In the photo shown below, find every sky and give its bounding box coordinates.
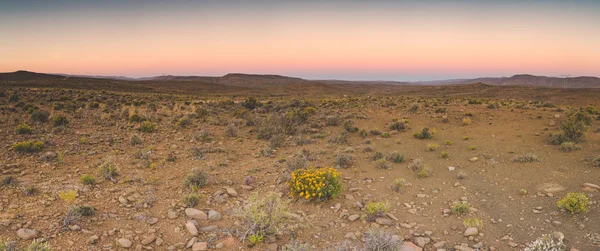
[1,0,599,81]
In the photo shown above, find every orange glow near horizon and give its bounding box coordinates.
[1,1,599,80]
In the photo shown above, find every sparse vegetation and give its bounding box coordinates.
[138,121,157,132]
[363,228,402,251]
[334,153,353,169]
[365,201,390,221]
[12,140,45,153]
[391,178,406,192]
[182,193,200,207]
[440,151,449,158]
[387,152,404,163]
[559,142,581,152]
[413,127,434,139]
[426,143,439,151]
[15,123,33,134]
[52,114,69,127]
[236,193,290,241]
[451,201,470,215]
[80,174,96,185]
[183,168,209,190]
[288,167,342,201]
[557,192,589,214]
[98,161,118,182]
[512,153,540,163]
[462,117,471,125]
[524,234,566,251]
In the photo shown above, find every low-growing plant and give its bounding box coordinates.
[58,190,78,205]
[52,114,69,127]
[363,228,403,251]
[328,131,348,144]
[427,143,439,151]
[524,234,566,251]
[388,121,405,131]
[129,113,146,122]
[15,123,33,134]
[520,189,528,196]
[182,193,200,207]
[463,218,483,229]
[98,161,118,182]
[281,240,312,251]
[326,115,341,126]
[130,134,143,145]
[451,201,470,215]
[463,136,469,140]
[334,153,353,169]
[387,152,404,163]
[225,124,239,137]
[1,176,18,187]
[381,132,391,138]
[375,158,391,169]
[440,151,449,158]
[287,155,308,171]
[12,140,45,153]
[74,205,95,216]
[138,121,157,132]
[559,142,581,152]
[359,129,368,138]
[80,174,96,185]
[0,241,17,251]
[557,192,589,214]
[413,127,434,139]
[462,117,472,125]
[365,201,390,221]
[369,128,382,136]
[391,178,406,193]
[512,153,540,163]
[468,145,477,151]
[183,168,209,190]
[342,120,359,133]
[445,140,453,145]
[288,167,342,201]
[24,240,51,251]
[30,110,50,123]
[236,193,290,241]
[248,233,264,244]
[593,156,600,167]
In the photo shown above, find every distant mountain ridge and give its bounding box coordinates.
[1,70,599,88]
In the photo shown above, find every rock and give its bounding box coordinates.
[400,242,423,251]
[167,209,178,219]
[469,157,478,162]
[156,237,164,246]
[208,210,221,221]
[186,221,199,235]
[375,218,393,226]
[348,214,360,222]
[16,228,38,240]
[141,234,156,245]
[463,227,479,236]
[215,242,224,249]
[267,243,278,251]
[583,183,600,191]
[508,242,519,247]
[192,242,208,251]
[146,217,158,225]
[199,225,218,232]
[416,194,427,198]
[185,208,208,220]
[414,237,431,247]
[222,237,239,247]
[345,232,357,240]
[537,183,566,193]
[454,246,475,251]
[552,221,562,226]
[187,237,198,248]
[87,235,99,245]
[116,238,133,248]
[553,232,565,242]
[118,196,129,204]
[226,188,238,197]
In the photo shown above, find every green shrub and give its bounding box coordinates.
[138,121,157,132]
[22,185,37,196]
[130,134,143,145]
[30,110,50,123]
[288,167,342,201]
[463,218,483,229]
[468,145,477,151]
[512,153,539,163]
[236,193,290,240]
[451,202,470,215]
[557,192,589,214]
[549,134,566,145]
[182,193,200,207]
[1,176,18,187]
[417,165,432,178]
[445,140,453,145]
[342,120,359,133]
[388,121,405,131]
[388,152,404,163]
[375,158,391,169]
[98,161,118,182]
[334,153,353,169]
[12,140,45,153]
[80,174,96,185]
[559,142,581,152]
[558,111,592,143]
[413,128,434,139]
[176,117,192,128]
[15,123,33,134]
[52,114,69,127]
[242,97,259,110]
[359,129,368,138]
[427,143,439,151]
[381,132,391,138]
[129,113,146,122]
[440,151,449,158]
[183,168,209,190]
[391,178,406,193]
[365,201,390,221]
[24,240,51,251]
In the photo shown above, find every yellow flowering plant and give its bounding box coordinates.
[288,167,342,201]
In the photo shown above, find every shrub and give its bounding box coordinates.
[15,123,33,134]
[30,110,50,123]
[451,202,470,215]
[557,192,589,214]
[52,114,69,127]
[58,190,78,205]
[461,117,471,125]
[369,128,382,136]
[463,136,469,140]
[328,131,348,144]
[287,156,308,171]
[409,103,419,113]
[342,120,359,133]
[557,111,592,143]
[281,240,311,251]
[359,129,368,138]
[388,152,404,163]
[183,168,209,190]
[98,161,118,182]
[182,193,200,207]
[1,176,18,187]
[130,134,143,145]
[417,165,432,178]
[12,140,45,153]
[225,124,239,137]
[370,151,384,161]
[129,113,146,122]
[236,193,290,240]
[177,117,192,128]
[138,121,156,132]
[74,205,95,216]
[512,153,540,163]
[381,132,391,138]
[463,218,483,229]
[413,128,434,139]
[0,241,17,251]
[593,156,600,167]
[22,185,37,196]
[426,143,439,151]
[80,174,96,185]
[391,178,406,192]
[335,153,353,169]
[242,97,259,110]
[288,167,342,201]
[445,140,453,145]
[468,145,477,151]
[388,121,405,131]
[8,93,19,102]
[440,151,449,158]
[365,202,390,221]
[524,234,566,251]
[375,158,391,169]
[435,107,446,113]
[363,228,402,251]
[24,240,51,251]
[559,142,581,152]
[549,134,566,145]
[326,115,341,126]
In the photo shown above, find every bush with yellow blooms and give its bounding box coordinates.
[288,167,342,201]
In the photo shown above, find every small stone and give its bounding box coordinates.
[469,157,478,162]
[146,217,158,225]
[226,188,238,197]
[348,214,360,222]
[345,232,357,240]
[87,235,99,245]
[116,238,133,249]
[187,237,198,248]
[141,234,156,245]
[463,227,478,236]
[508,242,519,247]
[192,242,208,251]
[375,218,393,226]
[16,228,38,240]
[552,221,562,226]
[400,241,423,251]
[186,221,199,236]
[553,232,564,242]
[185,208,208,220]
[168,210,178,219]
[208,210,221,221]
[583,183,600,191]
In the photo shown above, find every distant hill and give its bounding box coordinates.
[0,70,65,81]
[415,74,600,88]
